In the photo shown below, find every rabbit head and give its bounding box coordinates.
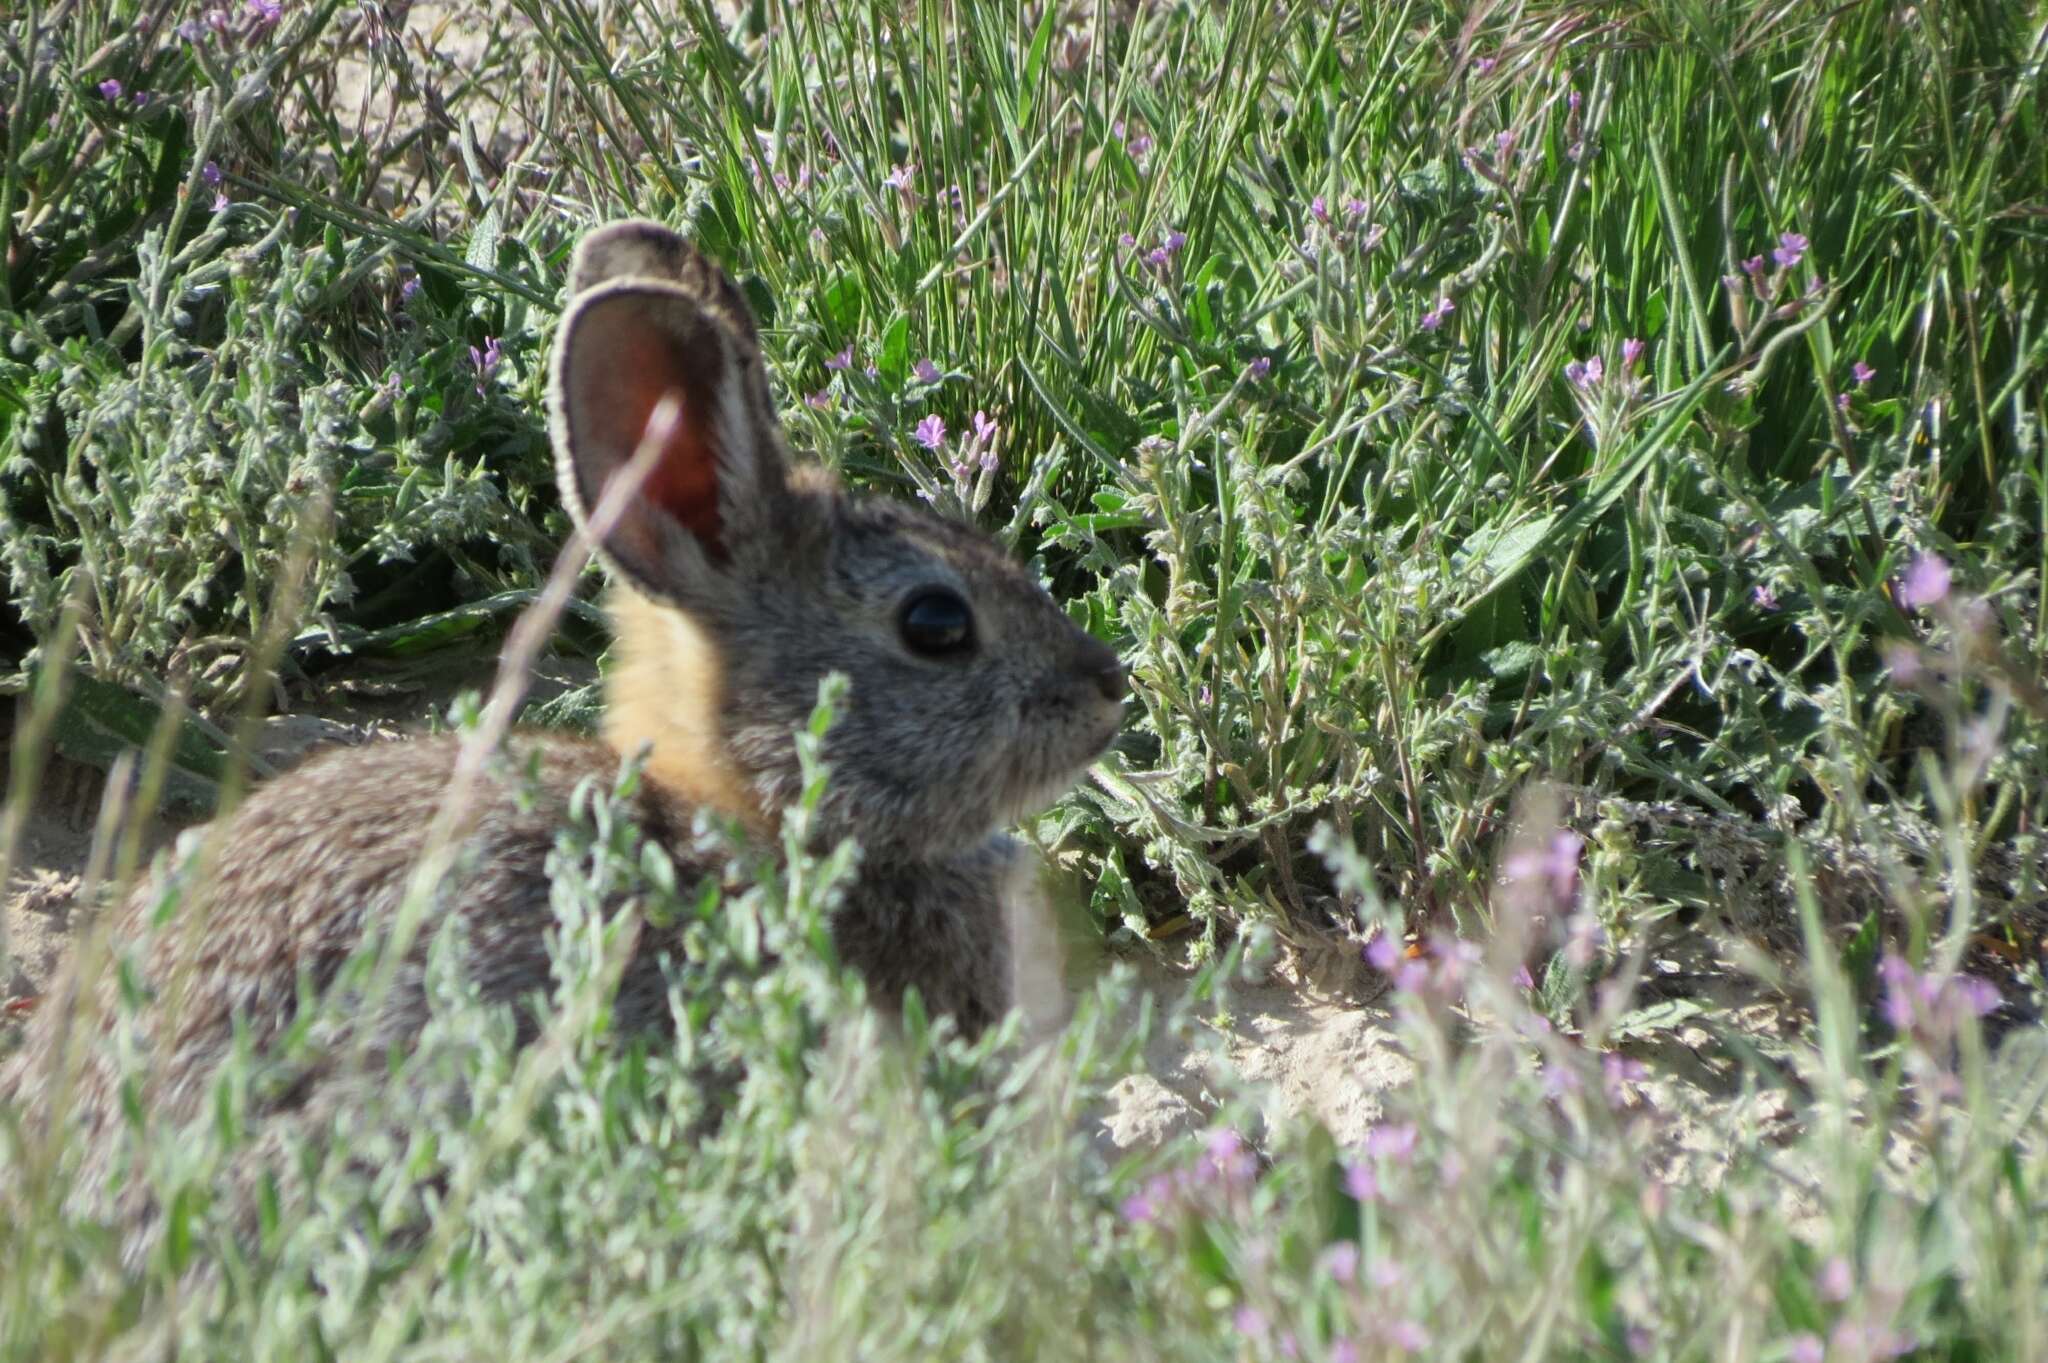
[549,221,1126,861]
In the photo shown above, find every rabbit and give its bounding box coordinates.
[0,218,1128,1264]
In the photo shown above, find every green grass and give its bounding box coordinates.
[2,0,2046,1356]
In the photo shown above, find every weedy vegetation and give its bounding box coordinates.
[2,0,2046,1358]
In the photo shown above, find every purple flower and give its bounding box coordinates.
[1955,974,2001,1017]
[1895,552,1951,610]
[883,162,915,192]
[98,79,124,101]
[912,358,942,385]
[1741,254,1766,279]
[469,336,502,393]
[1331,1341,1361,1363]
[1364,1122,1418,1163]
[1145,247,1171,271]
[1127,133,1153,160]
[1602,1052,1648,1103]
[1566,355,1605,389]
[1164,230,1187,253]
[1321,1242,1359,1282]
[1753,583,1779,611]
[178,17,205,39]
[1621,337,1646,369]
[1785,1333,1825,1363]
[1773,232,1809,269]
[1566,86,1582,112]
[1248,356,1271,379]
[1504,828,1584,907]
[247,0,281,23]
[1837,392,1854,413]
[913,414,947,451]
[1475,55,1498,75]
[1342,1161,1379,1202]
[1851,360,1876,385]
[1385,1320,1430,1352]
[1884,641,1923,685]
[201,160,223,186]
[1117,232,1136,251]
[131,91,152,108]
[1198,1128,1258,1186]
[1343,197,1369,220]
[804,389,832,410]
[1310,195,1330,224]
[1420,296,1454,331]
[211,191,230,213]
[400,275,421,302]
[1817,1256,1853,1302]
[824,346,852,372]
[1233,1305,1269,1339]
[206,8,231,35]
[1365,932,1401,973]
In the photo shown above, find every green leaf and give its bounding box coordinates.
[819,270,861,334]
[48,673,226,813]
[1019,3,1057,123]
[464,205,502,274]
[877,312,911,385]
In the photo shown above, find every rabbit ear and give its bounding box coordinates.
[568,219,735,303]
[549,269,790,595]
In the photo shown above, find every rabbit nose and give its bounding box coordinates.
[1093,658,1129,704]
[1072,631,1128,703]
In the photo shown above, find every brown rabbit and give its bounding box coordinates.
[0,219,1127,1260]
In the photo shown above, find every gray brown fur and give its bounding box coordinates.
[0,220,1125,1260]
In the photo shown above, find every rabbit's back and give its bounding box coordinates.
[4,731,691,1145]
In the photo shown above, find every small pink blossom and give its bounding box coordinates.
[1420,296,1454,331]
[98,79,124,100]
[1785,1334,1825,1363]
[913,414,946,451]
[1818,1256,1853,1302]
[1851,360,1876,385]
[824,346,852,371]
[1773,232,1809,269]
[1364,1122,1418,1163]
[1895,552,1951,610]
[1385,1320,1430,1352]
[468,336,502,395]
[1342,1161,1380,1202]
[1621,337,1646,368]
[912,358,942,385]
[247,0,281,23]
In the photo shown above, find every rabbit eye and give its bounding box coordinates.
[899,588,975,658]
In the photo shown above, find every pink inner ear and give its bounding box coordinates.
[579,306,727,558]
[626,384,723,552]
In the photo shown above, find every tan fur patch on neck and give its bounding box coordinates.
[601,587,766,829]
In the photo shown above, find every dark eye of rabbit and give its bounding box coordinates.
[898,588,976,658]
